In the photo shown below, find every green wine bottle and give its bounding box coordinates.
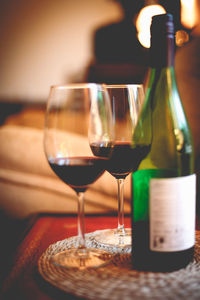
[132,14,196,272]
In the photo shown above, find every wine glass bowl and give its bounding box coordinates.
[44,83,113,269]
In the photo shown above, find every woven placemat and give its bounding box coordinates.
[38,230,200,300]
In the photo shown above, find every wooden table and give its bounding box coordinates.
[0,214,131,300]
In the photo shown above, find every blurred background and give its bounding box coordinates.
[0,0,121,103]
[0,0,199,105]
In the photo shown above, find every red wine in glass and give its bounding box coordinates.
[90,140,150,247]
[49,157,107,193]
[90,141,150,179]
[44,83,115,269]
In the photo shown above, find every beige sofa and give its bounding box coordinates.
[0,112,131,219]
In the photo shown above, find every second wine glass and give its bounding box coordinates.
[90,84,148,247]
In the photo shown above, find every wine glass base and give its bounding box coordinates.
[93,228,132,248]
[51,247,111,270]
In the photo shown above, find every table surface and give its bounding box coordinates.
[0,214,132,300]
[1,214,199,300]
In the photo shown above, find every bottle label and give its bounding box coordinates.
[150,174,196,252]
[132,169,177,222]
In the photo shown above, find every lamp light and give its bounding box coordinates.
[136,1,166,48]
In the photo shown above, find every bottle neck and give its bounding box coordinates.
[150,34,175,68]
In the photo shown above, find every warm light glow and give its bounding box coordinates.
[181,0,197,29]
[176,30,189,47]
[136,4,166,48]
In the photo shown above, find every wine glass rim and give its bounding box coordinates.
[50,83,101,90]
[102,84,143,88]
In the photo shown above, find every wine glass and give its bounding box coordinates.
[90,84,149,247]
[44,83,113,269]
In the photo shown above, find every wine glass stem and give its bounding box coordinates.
[77,192,86,249]
[117,178,126,235]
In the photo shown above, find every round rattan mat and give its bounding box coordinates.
[38,230,200,300]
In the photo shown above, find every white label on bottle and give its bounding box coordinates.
[150,174,196,252]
